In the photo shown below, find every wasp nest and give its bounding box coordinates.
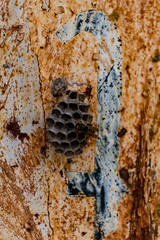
[46,90,93,158]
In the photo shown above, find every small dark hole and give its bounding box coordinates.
[82,114,93,123]
[82,114,90,121]
[87,115,93,123]
[52,141,60,148]
[82,232,87,236]
[117,127,127,138]
[66,90,71,95]
[75,148,83,155]
[79,104,89,113]
[52,109,61,118]
[58,101,68,109]
[67,132,77,141]
[46,118,55,128]
[65,122,74,131]
[78,133,85,141]
[61,142,70,149]
[73,112,81,120]
[61,114,72,121]
[55,121,64,130]
[48,131,56,140]
[80,140,87,148]
[69,103,78,111]
[25,222,32,232]
[65,151,74,157]
[78,93,85,102]
[55,149,64,153]
[119,168,129,182]
[69,91,78,99]
[26,227,31,232]
[57,132,66,140]
[71,140,79,149]
[40,146,46,156]
[67,158,73,163]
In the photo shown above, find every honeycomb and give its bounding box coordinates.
[46,90,93,158]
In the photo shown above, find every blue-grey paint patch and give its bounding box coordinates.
[57,10,127,239]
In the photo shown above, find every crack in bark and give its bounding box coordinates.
[36,53,54,239]
[0,86,11,110]
[129,108,158,240]
[0,64,13,111]
[46,177,54,237]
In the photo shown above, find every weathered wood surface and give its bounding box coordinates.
[0,0,160,240]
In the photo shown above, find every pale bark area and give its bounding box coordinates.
[0,0,160,240]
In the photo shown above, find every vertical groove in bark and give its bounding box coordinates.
[35,53,54,238]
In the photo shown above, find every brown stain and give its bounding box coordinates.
[109,9,119,21]
[117,127,127,138]
[119,167,129,184]
[83,85,93,100]
[5,117,29,142]
[129,117,147,240]
[117,0,160,239]
[0,126,47,238]
[0,160,43,240]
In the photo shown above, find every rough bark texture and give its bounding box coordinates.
[0,0,160,240]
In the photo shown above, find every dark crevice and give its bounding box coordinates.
[36,54,54,238]
[46,178,54,237]
[129,110,157,240]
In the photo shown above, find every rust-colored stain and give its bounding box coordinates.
[83,85,93,100]
[0,0,160,239]
[5,117,29,142]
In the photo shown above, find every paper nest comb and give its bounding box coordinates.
[46,90,93,158]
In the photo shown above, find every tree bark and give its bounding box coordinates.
[0,0,160,240]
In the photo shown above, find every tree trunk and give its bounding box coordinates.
[0,1,160,240]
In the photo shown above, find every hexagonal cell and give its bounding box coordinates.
[72,112,81,120]
[68,91,78,100]
[46,118,55,128]
[66,90,71,95]
[79,104,90,113]
[58,101,68,110]
[61,113,72,121]
[80,140,87,148]
[78,132,86,141]
[55,121,64,130]
[52,141,60,148]
[78,93,85,102]
[57,132,66,140]
[47,131,56,141]
[71,140,79,149]
[67,131,77,141]
[87,114,93,123]
[82,114,93,123]
[65,150,74,158]
[65,122,74,131]
[75,148,83,155]
[52,108,61,118]
[61,141,70,149]
[68,102,78,111]
[55,149,64,154]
